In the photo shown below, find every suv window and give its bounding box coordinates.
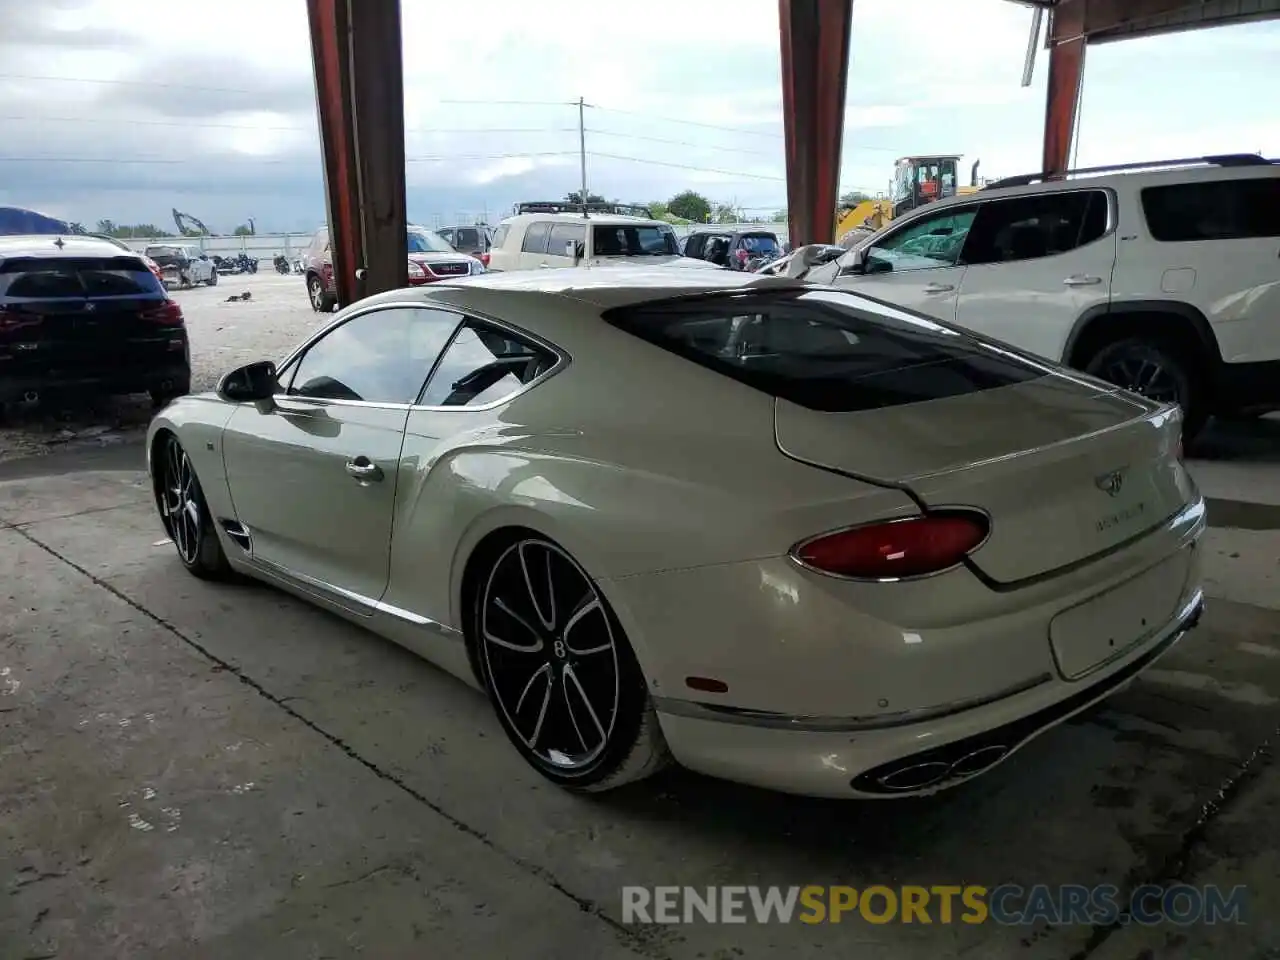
[419,321,557,407]
[491,224,510,248]
[863,207,977,273]
[521,222,551,254]
[455,227,482,250]
[604,289,1038,412]
[287,306,460,404]
[962,190,1108,265]
[591,224,680,257]
[1141,177,1280,242]
[437,228,455,244]
[0,257,164,299]
[548,222,585,255]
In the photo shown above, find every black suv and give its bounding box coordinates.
[0,235,191,408]
[682,229,781,270]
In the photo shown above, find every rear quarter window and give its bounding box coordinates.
[603,289,1043,412]
[1141,177,1280,241]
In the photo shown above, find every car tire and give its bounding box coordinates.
[308,275,335,312]
[1084,337,1207,441]
[472,534,669,792]
[154,432,233,580]
[208,268,218,287]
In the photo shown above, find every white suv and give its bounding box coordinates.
[805,155,1280,439]
[488,205,683,273]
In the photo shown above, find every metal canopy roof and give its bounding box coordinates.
[1019,0,1280,43]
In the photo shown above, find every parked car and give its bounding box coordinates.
[144,243,218,288]
[1,234,190,409]
[683,229,782,270]
[436,224,493,265]
[487,213,682,273]
[801,154,1280,439]
[302,225,483,312]
[147,267,1203,798]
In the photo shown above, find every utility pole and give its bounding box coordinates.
[577,96,588,214]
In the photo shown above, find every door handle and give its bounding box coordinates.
[538,263,552,269]
[345,457,383,482]
[1063,275,1102,286]
[922,283,954,294]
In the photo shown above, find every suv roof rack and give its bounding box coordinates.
[514,200,655,219]
[985,154,1275,189]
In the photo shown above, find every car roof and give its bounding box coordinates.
[0,234,146,260]
[496,212,669,229]
[363,265,808,313]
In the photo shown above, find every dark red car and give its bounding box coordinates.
[303,225,485,312]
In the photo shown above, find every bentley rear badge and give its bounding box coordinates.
[1095,468,1126,497]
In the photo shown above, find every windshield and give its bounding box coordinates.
[407,229,456,254]
[591,224,680,257]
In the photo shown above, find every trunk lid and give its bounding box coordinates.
[775,374,1193,583]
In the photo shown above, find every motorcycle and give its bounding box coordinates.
[235,253,259,274]
[274,254,291,275]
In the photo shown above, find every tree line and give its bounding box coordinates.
[565,188,875,224]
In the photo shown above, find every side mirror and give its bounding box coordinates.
[217,360,277,403]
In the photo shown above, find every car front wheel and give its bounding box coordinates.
[473,535,668,792]
[308,275,335,312]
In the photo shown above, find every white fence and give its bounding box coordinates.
[114,221,791,261]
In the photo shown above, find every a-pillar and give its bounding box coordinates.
[1042,0,1087,177]
[778,0,854,248]
[307,0,408,308]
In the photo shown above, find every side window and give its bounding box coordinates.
[288,306,460,404]
[419,322,557,408]
[962,191,1108,266]
[863,208,977,273]
[684,235,705,258]
[438,228,454,244]
[521,222,551,254]
[491,224,510,248]
[547,222,586,257]
[456,227,481,249]
[1141,178,1280,241]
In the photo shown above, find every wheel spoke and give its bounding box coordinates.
[486,597,543,653]
[513,664,553,748]
[562,596,610,655]
[519,542,556,630]
[563,664,607,745]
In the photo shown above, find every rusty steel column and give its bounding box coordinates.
[307,0,406,308]
[1042,0,1087,177]
[779,0,854,248]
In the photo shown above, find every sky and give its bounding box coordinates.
[1,0,1277,234]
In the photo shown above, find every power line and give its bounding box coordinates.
[585,127,777,157]
[586,151,784,181]
[0,150,579,165]
[0,73,259,94]
[588,104,784,140]
[0,114,579,135]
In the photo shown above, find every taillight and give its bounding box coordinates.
[0,305,41,333]
[479,252,491,267]
[791,512,989,580]
[735,249,749,265]
[141,300,185,326]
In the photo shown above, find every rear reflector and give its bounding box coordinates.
[792,512,989,580]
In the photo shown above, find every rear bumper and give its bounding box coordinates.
[1216,358,1280,414]
[654,588,1204,798]
[0,347,190,402]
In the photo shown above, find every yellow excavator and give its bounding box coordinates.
[836,155,982,246]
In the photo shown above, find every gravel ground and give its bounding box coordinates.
[0,272,328,462]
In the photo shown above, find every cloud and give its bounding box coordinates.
[1,0,1277,230]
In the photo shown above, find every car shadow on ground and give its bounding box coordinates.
[1190,414,1280,463]
[0,393,152,462]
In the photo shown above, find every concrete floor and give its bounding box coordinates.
[1,277,1278,958]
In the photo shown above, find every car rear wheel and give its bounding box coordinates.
[155,433,232,580]
[208,268,218,287]
[308,275,335,312]
[473,535,668,792]
[1084,337,1206,441]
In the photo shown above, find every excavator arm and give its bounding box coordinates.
[172,207,212,236]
